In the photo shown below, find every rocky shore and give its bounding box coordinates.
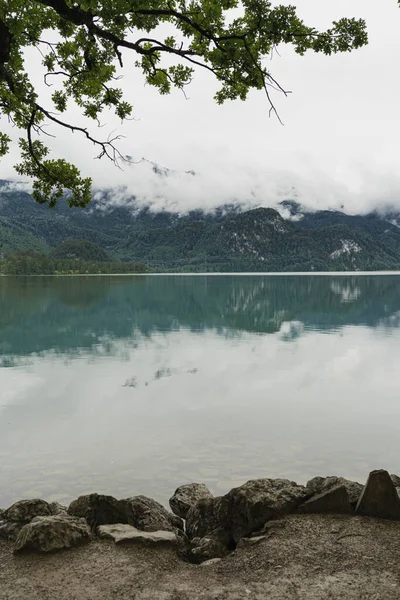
[1,469,400,598]
[0,469,399,560]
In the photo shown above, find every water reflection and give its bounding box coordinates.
[1,275,400,507]
[1,275,400,361]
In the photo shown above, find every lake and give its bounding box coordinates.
[1,274,400,509]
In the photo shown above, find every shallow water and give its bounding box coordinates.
[1,274,400,507]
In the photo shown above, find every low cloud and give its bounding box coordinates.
[91,157,400,216]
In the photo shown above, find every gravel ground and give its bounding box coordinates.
[1,514,400,599]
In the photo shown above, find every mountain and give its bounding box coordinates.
[1,181,400,271]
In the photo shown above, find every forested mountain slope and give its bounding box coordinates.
[1,181,400,272]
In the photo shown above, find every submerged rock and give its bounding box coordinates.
[307,476,363,507]
[4,499,52,524]
[14,515,91,553]
[296,485,352,515]
[97,523,177,546]
[169,483,213,519]
[68,494,128,528]
[356,470,400,520]
[122,495,183,532]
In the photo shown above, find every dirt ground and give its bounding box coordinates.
[1,514,400,600]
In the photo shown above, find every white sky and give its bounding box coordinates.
[2,0,400,213]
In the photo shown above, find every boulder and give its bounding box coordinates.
[306,476,363,507]
[97,524,177,546]
[186,497,221,540]
[0,520,21,541]
[68,494,128,528]
[296,485,352,515]
[169,483,213,519]
[391,474,400,488]
[187,478,308,544]
[49,502,68,516]
[14,515,91,553]
[356,469,400,520]
[219,478,310,543]
[4,499,52,523]
[188,528,231,564]
[122,495,183,532]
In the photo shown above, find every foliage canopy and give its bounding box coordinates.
[0,1,369,206]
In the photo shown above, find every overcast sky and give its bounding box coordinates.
[2,0,400,213]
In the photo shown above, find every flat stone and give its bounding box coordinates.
[4,499,52,523]
[97,524,177,545]
[296,485,352,515]
[14,515,91,553]
[200,558,222,567]
[236,535,267,548]
[169,483,213,519]
[307,476,363,506]
[356,470,400,520]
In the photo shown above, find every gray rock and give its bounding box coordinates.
[97,524,177,545]
[200,558,222,567]
[188,479,307,545]
[391,474,400,488]
[68,494,128,528]
[49,502,68,516]
[219,478,309,543]
[0,520,22,541]
[307,476,363,506]
[169,483,213,519]
[4,499,52,524]
[356,469,400,520]
[188,528,230,564]
[186,497,221,540]
[296,485,352,515]
[14,515,91,553]
[122,495,183,532]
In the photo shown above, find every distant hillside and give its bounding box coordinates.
[1,181,400,272]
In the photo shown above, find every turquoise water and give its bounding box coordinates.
[1,274,400,507]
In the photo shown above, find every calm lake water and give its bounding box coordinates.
[1,274,400,508]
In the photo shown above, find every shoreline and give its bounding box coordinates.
[2,270,400,277]
[1,470,400,599]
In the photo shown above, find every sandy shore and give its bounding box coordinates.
[1,513,400,599]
